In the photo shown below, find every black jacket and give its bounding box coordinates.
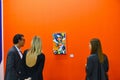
[86,54,109,80]
[5,46,23,80]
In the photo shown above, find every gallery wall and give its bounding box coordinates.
[3,0,120,80]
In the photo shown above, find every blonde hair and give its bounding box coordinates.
[26,36,42,67]
[29,36,42,55]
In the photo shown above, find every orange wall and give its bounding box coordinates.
[3,0,120,80]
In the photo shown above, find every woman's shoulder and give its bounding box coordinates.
[38,53,45,57]
[38,53,45,59]
[87,54,98,61]
[23,49,30,57]
[103,53,108,59]
[88,54,97,58]
[103,53,107,57]
[24,49,29,53]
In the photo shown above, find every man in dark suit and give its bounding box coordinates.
[5,34,25,80]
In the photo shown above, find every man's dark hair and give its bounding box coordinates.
[13,34,24,44]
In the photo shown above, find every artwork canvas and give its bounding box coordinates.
[53,33,66,54]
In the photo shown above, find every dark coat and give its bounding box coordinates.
[5,46,23,80]
[86,54,109,80]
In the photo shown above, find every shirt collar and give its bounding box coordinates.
[15,45,21,52]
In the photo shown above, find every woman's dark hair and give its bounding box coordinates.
[90,38,104,63]
[13,34,24,44]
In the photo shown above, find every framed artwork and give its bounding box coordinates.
[53,33,66,54]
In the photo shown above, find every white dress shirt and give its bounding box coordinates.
[15,45,23,59]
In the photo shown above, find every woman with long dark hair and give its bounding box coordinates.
[86,38,109,80]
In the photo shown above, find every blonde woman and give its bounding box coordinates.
[22,36,45,80]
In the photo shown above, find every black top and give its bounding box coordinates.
[86,53,109,80]
[22,50,45,80]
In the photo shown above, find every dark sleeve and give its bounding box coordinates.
[38,53,45,71]
[21,50,28,79]
[37,53,45,79]
[22,49,29,63]
[22,50,28,60]
[103,54,109,72]
[5,51,18,80]
[22,49,28,67]
[23,49,29,56]
[86,56,93,77]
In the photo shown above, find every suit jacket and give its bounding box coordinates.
[5,46,23,80]
[86,54,109,80]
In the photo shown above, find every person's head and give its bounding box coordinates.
[13,34,25,48]
[30,36,42,55]
[89,38,104,63]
